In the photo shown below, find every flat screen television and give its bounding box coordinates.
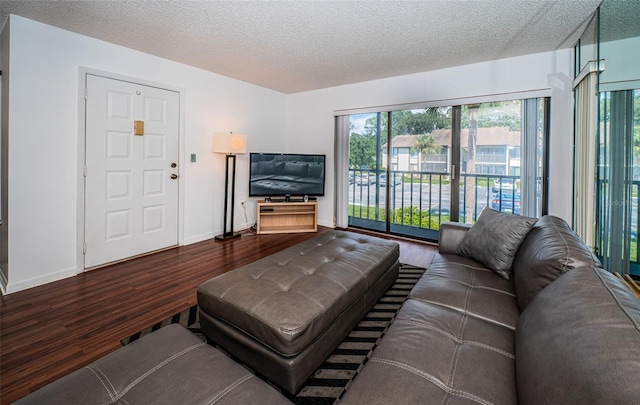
[249,153,326,198]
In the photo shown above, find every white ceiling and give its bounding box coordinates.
[0,0,604,94]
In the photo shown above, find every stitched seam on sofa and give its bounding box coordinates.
[108,342,207,401]
[408,297,517,331]
[447,281,472,398]
[85,365,118,403]
[592,265,640,331]
[370,359,493,405]
[430,261,493,272]
[370,358,448,392]
[422,273,515,297]
[204,373,255,405]
[393,319,515,359]
[548,220,572,272]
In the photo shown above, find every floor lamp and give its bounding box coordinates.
[213,132,247,241]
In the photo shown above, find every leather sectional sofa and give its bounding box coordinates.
[340,214,640,404]
[15,213,640,404]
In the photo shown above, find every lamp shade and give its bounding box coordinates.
[213,132,247,154]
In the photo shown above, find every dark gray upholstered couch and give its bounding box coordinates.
[340,215,640,404]
[14,323,292,405]
[15,215,640,404]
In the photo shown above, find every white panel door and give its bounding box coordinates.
[84,75,179,268]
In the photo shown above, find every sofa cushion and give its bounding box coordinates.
[411,253,519,330]
[15,324,292,405]
[513,215,602,311]
[456,208,537,279]
[341,298,517,405]
[516,266,640,405]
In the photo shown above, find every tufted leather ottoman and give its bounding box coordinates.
[197,230,400,394]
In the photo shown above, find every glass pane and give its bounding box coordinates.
[388,108,453,239]
[348,113,386,231]
[459,101,522,223]
[597,89,640,276]
[575,12,598,77]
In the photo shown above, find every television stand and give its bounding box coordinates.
[256,200,318,234]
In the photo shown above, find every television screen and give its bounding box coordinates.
[249,153,326,197]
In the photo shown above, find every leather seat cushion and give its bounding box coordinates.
[15,324,292,405]
[341,298,517,404]
[411,253,519,330]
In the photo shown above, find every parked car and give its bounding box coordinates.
[355,173,376,185]
[491,192,521,214]
[379,173,401,187]
[492,178,516,193]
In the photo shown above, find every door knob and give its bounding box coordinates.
[171,174,178,179]
[171,163,177,168]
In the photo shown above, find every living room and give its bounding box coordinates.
[0,1,603,294]
[1,1,639,404]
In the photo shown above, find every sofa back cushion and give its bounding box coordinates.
[512,215,601,311]
[515,266,640,405]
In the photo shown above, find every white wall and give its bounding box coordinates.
[285,50,575,227]
[3,15,286,293]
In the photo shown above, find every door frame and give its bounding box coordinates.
[76,67,186,273]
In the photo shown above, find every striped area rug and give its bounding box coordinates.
[121,263,425,404]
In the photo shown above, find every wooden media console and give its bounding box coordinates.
[256,200,318,234]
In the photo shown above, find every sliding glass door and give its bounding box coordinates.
[348,112,387,232]
[459,99,546,224]
[348,108,453,239]
[346,97,548,241]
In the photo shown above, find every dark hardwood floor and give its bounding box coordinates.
[0,227,436,404]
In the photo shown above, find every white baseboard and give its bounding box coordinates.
[2,267,78,294]
[318,220,335,228]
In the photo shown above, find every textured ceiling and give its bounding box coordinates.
[0,0,605,94]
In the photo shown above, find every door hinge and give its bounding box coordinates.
[83,242,87,254]
[84,88,88,100]
[83,166,87,177]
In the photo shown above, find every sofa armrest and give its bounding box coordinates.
[438,221,472,254]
